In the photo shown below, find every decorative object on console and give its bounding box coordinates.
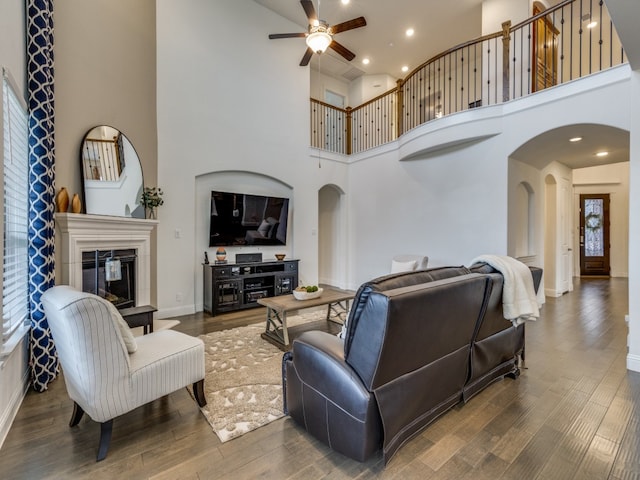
[215,247,227,263]
[141,186,163,219]
[236,252,262,263]
[71,193,82,213]
[275,253,286,261]
[56,187,69,212]
[204,251,209,264]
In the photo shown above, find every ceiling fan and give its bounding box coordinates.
[268,0,367,66]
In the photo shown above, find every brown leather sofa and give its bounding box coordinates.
[282,264,542,464]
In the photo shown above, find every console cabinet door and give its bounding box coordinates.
[214,279,242,312]
[276,274,296,295]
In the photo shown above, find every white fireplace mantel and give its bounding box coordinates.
[55,213,158,306]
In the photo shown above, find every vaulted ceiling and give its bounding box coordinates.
[255,0,485,82]
[255,0,632,170]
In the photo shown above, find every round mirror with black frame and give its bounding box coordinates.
[80,125,145,218]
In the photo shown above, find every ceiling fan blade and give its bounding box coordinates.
[331,16,367,34]
[300,47,314,66]
[269,32,307,39]
[300,0,317,23]
[329,40,356,61]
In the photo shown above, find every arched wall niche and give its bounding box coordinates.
[515,181,536,259]
[193,170,294,309]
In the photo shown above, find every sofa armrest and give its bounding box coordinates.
[284,331,373,417]
[283,330,383,461]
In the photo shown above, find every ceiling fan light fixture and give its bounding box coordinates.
[306,23,332,53]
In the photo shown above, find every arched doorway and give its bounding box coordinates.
[318,184,347,289]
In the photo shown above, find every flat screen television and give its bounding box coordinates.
[209,190,289,247]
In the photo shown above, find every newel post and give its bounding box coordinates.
[345,106,353,155]
[502,20,511,102]
[396,78,404,139]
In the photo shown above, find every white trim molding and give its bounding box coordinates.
[55,213,158,306]
[627,353,640,373]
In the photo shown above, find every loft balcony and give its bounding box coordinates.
[310,0,627,155]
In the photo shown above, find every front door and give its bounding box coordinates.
[579,194,610,276]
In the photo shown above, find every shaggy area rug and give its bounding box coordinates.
[197,310,329,442]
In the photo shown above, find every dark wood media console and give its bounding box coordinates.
[203,259,299,315]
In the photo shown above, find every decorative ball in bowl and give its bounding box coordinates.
[293,286,323,300]
[275,254,286,261]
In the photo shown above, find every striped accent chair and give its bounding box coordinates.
[41,286,206,461]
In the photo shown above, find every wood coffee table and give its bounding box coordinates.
[258,289,354,349]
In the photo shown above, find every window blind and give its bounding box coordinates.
[2,67,29,355]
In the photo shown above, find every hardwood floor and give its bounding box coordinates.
[1,277,639,479]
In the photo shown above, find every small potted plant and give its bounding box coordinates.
[141,187,163,219]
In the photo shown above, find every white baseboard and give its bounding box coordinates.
[0,364,29,450]
[627,353,640,373]
[156,304,196,319]
[545,288,563,298]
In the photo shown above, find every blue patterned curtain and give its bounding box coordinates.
[27,0,58,392]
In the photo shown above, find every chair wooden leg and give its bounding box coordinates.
[69,402,84,427]
[193,379,207,407]
[96,420,113,462]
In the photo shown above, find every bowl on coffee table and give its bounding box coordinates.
[293,287,323,300]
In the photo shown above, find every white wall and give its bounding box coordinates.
[348,74,397,106]
[482,0,530,34]
[628,71,640,372]
[573,162,629,277]
[347,141,508,288]
[156,0,349,317]
[310,71,350,106]
[0,0,28,450]
[345,67,631,290]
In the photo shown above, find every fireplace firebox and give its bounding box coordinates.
[82,249,137,309]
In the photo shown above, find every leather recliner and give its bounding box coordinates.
[282,264,542,464]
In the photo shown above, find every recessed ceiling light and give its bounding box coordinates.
[596,151,609,157]
[341,0,350,5]
[587,21,598,29]
[401,66,409,72]
[406,28,415,37]
[569,137,582,142]
[362,58,370,65]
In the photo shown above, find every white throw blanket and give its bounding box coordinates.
[470,254,545,326]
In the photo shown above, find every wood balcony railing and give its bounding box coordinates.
[310,0,627,155]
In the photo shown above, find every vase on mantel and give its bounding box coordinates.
[55,187,69,213]
[146,207,156,219]
[71,193,82,213]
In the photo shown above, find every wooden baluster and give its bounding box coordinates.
[502,20,512,102]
